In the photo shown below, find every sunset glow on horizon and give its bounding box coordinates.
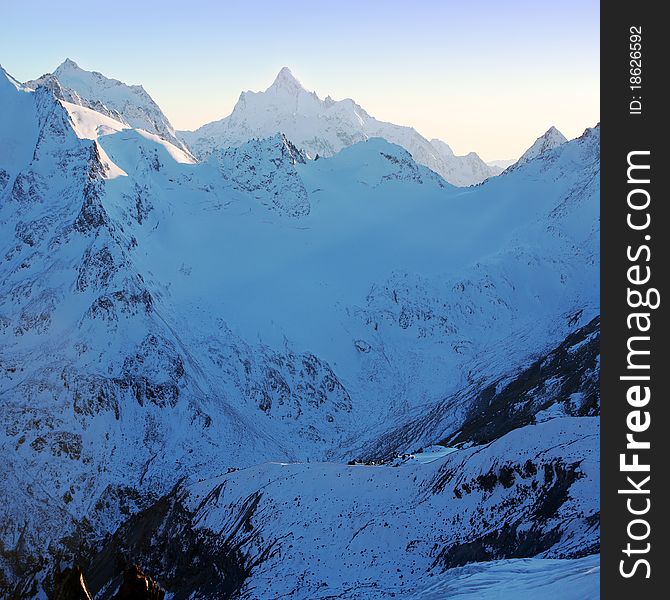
[2,0,599,161]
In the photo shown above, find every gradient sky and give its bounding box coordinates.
[2,0,599,161]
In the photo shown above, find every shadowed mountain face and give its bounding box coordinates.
[53,566,92,600]
[52,565,165,600]
[0,63,599,598]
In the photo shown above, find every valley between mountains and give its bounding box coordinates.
[0,61,599,598]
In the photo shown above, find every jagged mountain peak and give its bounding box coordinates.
[537,125,568,147]
[268,66,305,92]
[179,71,499,186]
[56,57,81,71]
[547,125,566,135]
[0,66,600,597]
[514,125,568,167]
[43,61,189,153]
[53,59,141,95]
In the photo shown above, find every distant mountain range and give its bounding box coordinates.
[0,59,597,599]
[22,60,570,187]
[180,65,532,186]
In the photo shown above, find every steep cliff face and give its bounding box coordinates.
[1,64,599,597]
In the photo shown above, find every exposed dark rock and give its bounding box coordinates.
[433,523,563,569]
[357,316,600,462]
[380,151,446,187]
[73,145,109,233]
[429,457,591,570]
[53,566,92,600]
[15,217,51,247]
[212,134,310,217]
[111,565,165,600]
[10,172,45,205]
[448,316,599,446]
[246,349,352,420]
[0,168,10,192]
[81,486,251,600]
[73,189,107,233]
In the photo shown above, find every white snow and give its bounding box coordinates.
[0,66,39,176]
[25,59,190,154]
[410,445,458,464]
[0,63,600,599]
[406,555,599,600]
[182,417,599,599]
[179,68,500,186]
[512,126,568,168]
[60,99,128,139]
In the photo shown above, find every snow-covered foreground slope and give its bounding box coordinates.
[0,65,599,597]
[82,418,598,599]
[406,554,599,600]
[180,67,501,186]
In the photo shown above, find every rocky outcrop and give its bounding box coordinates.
[81,488,250,600]
[356,316,600,463]
[111,566,165,600]
[448,315,600,446]
[53,566,92,600]
[210,133,310,217]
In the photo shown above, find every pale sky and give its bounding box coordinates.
[1,0,599,161]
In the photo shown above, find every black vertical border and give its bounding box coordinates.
[601,2,668,597]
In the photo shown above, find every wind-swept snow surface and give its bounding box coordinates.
[406,555,599,600]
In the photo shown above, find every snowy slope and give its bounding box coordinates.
[25,59,190,154]
[405,555,599,600]
[0,66,39,179]
[0,64,599,597]
[83,417,599,599]
[487,157,517,170]
[179,67,500,186]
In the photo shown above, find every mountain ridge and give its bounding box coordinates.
[24,59,190,154]
[0,62,599,598]
[179,67,503,186]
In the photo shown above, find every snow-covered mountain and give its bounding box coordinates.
[428,137,499,186]
[82,417,598,599]
[179,67,501,186]
[486,157,517,176]
[511,126,568,169]
[0,62,599,598]
[487,158,517,169]
[25,59,190,154]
